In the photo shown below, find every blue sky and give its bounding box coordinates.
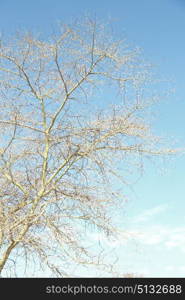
[0,0,185,277]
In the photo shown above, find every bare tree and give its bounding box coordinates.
[0,18,176,277]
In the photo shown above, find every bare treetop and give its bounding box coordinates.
[0,18,177,277]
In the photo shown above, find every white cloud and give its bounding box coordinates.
[179,266,185,273]
[132,204,169,224]
[88,224,185,277]
[165,265,176,272]
[128,225,185,254]
[89,211,185,256]
[164,229,185,251]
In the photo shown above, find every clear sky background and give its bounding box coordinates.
[0,0,185,277]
